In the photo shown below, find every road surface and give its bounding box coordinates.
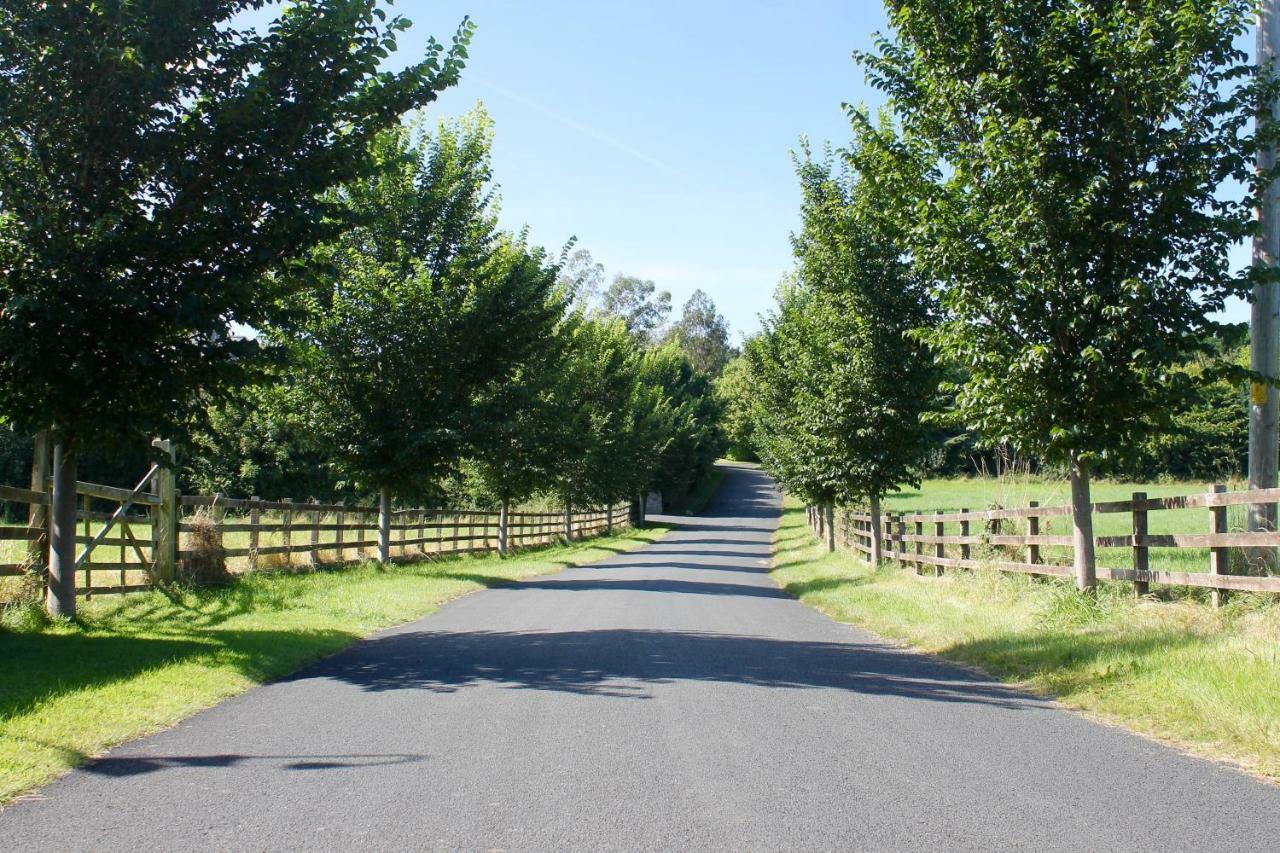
[3,463,1279,851]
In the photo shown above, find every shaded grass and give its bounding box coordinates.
[0,524,669,804]
[772,497,1280,780]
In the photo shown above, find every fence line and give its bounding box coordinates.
[808,483,1280,601]
[1,476,631,600]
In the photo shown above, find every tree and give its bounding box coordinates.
[860,0,1259,589]
[601,274,671,343]
[669,289,734,377]
[788,128,938,561]
[288,114,563,559]
[641,344,726,510]
[0,0,471,615]
[558,248,606,313]
[714,354,759,462]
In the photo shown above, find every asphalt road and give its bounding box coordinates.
[4,462,1280,851]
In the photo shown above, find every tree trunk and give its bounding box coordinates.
[563,503,572,541]
[815,504,825,542]
[1069,454,1097,592]
[869,494,883,569]
[377,487,391,564]
[46,435,77,619]
[824,503,836,553]
[498,499,509,557]
[29,430,50,575]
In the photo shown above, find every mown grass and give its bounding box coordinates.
[0,524,668,804]
[772,496,1280,780]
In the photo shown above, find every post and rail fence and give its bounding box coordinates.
[808,484,1280,604]
[0,470,630,602]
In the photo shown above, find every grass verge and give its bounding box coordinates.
[772,497,1280,780]
[0,524,668,804]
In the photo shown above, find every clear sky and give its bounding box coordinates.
[358,0,898,342]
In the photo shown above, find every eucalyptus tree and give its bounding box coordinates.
[860,0,1261,589]
[0,0,470,615]
[789,127,938,565]
[669,290,735,377]
[288,114,563,559]
[601,275,672,343]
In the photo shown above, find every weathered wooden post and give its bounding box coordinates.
[212,494,227,575]
[151,439,178,584]
[1129,492,1149,597]
[960,509,971,565]
[1027,501,1041,569]
[498,500,510,557]
[248,497,261,570]
[28,430,50,575]
[309,499,320,566]
[914,518,924,574]
[377,488,391,564]
[281,498,293,567]
[334,501,345,563]
[1210,484,1228,608]
[933,516,945,578]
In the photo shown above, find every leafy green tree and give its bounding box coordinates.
[787,129,938,561]
[668,290,735,377]
[288,115,563,557]
[860,0,1259,588]
[0,0,470,614]
[640,344,726,510]
[713,353,759,462]
[601,274,671,343]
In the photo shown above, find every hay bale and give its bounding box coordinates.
[180,512,232,585]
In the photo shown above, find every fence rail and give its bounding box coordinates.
[1,471,631,601]
[810,484,1280,601]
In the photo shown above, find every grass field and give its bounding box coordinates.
[772,496,1280,780]
[0,523,669,804]
[869,475,1269,579]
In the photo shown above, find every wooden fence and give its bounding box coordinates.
[809,484,1280,602]
[1,473,630,600]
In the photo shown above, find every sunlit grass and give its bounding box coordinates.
[0,523,668,804]
[773,496,1280,780]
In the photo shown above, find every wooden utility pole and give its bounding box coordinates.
[1251,1,1280,542]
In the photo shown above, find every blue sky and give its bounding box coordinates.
[245,1,1252,339]
[358,0,896,341]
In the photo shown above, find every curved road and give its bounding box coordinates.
[4,463,1279,850]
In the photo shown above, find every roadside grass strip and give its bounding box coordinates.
[771,497,1280,781]
[0,525,668,804]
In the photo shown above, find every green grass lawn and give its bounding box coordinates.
[772,496,1280,780]
[0,523,668,804]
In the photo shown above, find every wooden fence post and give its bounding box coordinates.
[1027,501,1041,570]
[212,494,227,575]
[27,430,50,575]
[1132,492,1148,597]
[933,516,944,578]
[1210,483,1228,608]
[914,518,923,574]
[281,498,293,567]
[564,504,572,542]
[960,509,971,565]
[151,439,177,583]
[81,493,91,596]
[309,499,320,566]
[334,501,345,563]
[499,500,509,557]
[248,497,260,570]
[378,488,391,564]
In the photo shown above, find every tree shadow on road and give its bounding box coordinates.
[289,626,1047,711]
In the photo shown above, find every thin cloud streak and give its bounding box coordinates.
[474,77,685,181]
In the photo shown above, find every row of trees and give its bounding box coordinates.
[0,2,723,618]
[727,0,1269,591]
